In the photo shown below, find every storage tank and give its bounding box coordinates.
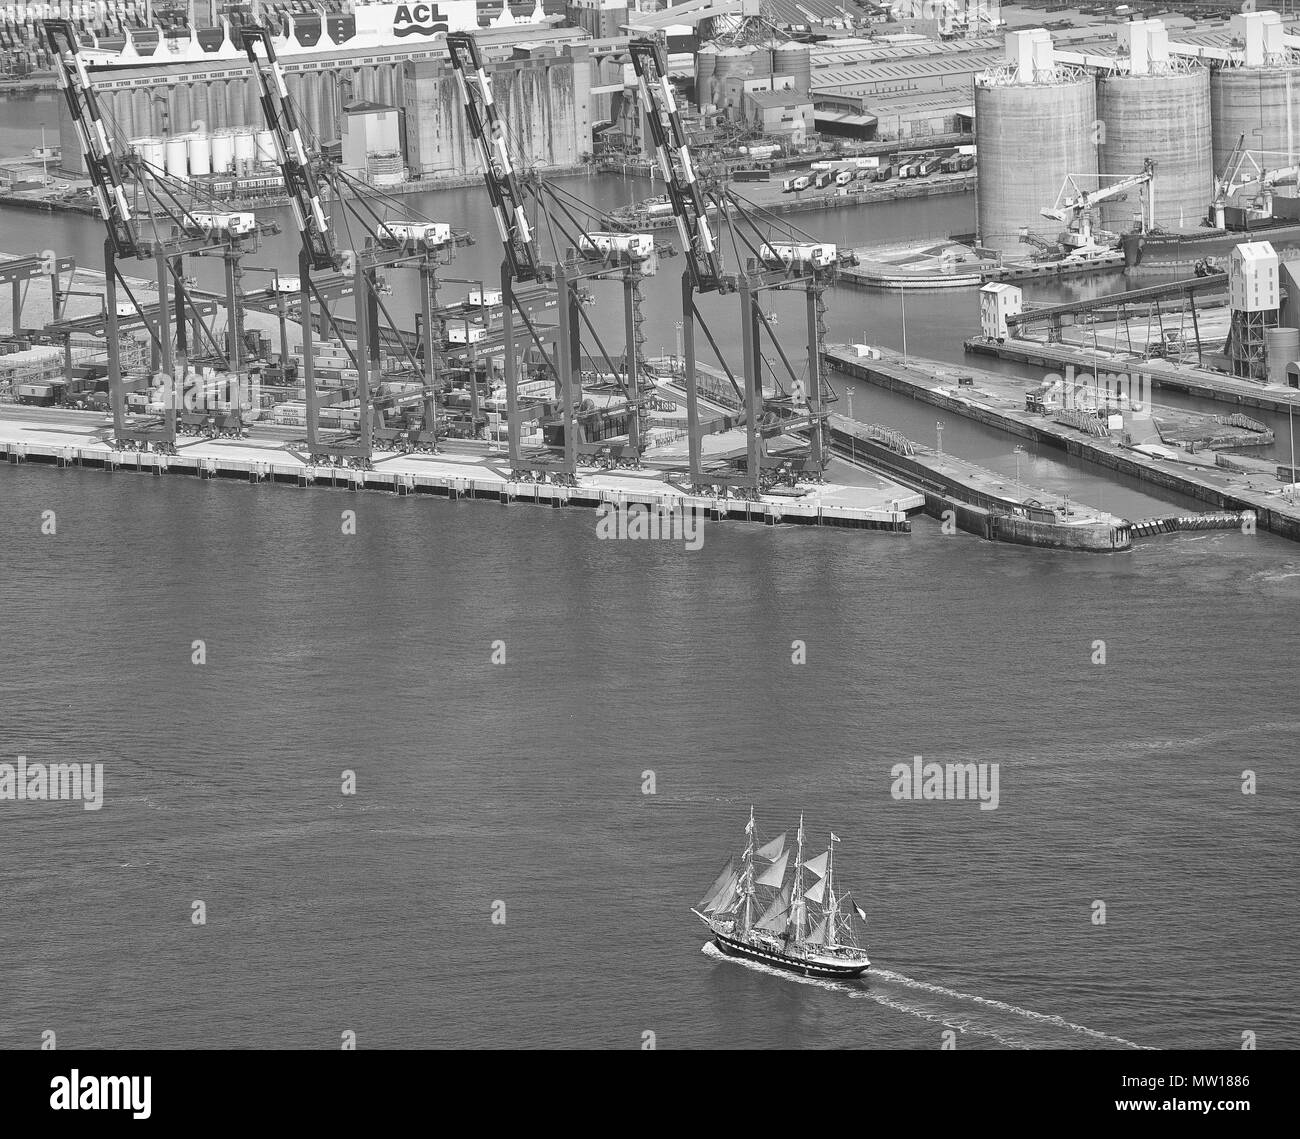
[772,42,813,94]
[746,43,773,85]
[187,133,212,177]
[712,47,749,110]
[975,70,1099,253]
[210,128,236,174]
[1210,65,1300,182]
[695,43,717,109]
[131,136,165,177]
[1096,68,1212,233]
[255,128,276,166]
[164,134,190,179]
[233,128,256,171]
[1265,326,1300,384]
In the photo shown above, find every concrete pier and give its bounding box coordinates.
[965,336,1300,418]
[0,405,921,533]
[826,345,1300,543]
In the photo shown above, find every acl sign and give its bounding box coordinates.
[393,4,450,36]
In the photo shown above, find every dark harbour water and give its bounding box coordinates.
[1,132,1298,1048]
[0,471,1297,1049]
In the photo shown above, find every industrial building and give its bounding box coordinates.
[974,11,1300,253]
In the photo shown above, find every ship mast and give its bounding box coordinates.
[739,806,756,936]
[825,833,838,946]
[786,813,806,949]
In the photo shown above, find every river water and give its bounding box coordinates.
[1,100,1297,1050]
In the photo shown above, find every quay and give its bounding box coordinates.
[825,345,1300,543]
[0,405,919,533]
[825,414,1132,551]
[964,337,1300,418]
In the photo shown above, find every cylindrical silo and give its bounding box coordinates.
[713,47,748,111]
[187,133,212,177]
[975,73,1099,254]
[772,42,812,94]
[1096,67,1212,233]
[233,128,256,171]
[255,128,276,166]
[165,134,189,179]
[695,43,717,109]
[1211,65,1300,179]
[131,136,165,177]
[747,44,772,85]
[1266,327,1300,384]
[210,128,236,173]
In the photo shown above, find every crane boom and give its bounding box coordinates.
[44,19,138,259]
[241,25,337,272]
[628,37,726,293]
[1044,158,1156,221]
[446,32,540,282]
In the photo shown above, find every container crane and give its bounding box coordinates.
[244,26,459,465]
[1042,159,1156,260]
[449,31,655,479]
[630,35,835,494]
[46,18,279,449]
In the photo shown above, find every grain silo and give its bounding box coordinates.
[210,128,236,174]
[187,133,212,178]
[1096,66,1212,232]
[975,30,1099,254]
[165,134,190,179]
[713,47,749,113]
[771,41,812,94]
[131,137,165,177]
[233,129,257,172]
[1210,13,1300,176]
[695,43,718,109]
[255,129,276,167]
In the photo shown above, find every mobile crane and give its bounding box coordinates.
[1042,158,1156,261]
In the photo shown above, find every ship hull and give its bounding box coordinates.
[714,931,869,979]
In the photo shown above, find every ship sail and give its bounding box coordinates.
[754,850,789,888]
[753,883,792,931]
[755,833,786,862]
[805,915,829,946]
[803,851,829,878]
[804,875,826,905]
[707,874,739,915]
[699,859,735,910]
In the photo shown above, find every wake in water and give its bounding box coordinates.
[702,943,1147,1049]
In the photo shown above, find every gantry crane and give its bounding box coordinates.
[449,31,657,480]
[1042,158,1156,260]
[630,35,836,495]
[47,18,278,450]
[243,25,461,465]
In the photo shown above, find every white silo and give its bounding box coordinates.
[210,128,236,174]
[131,136,166,177]
[187,133,212,177]
[164,134,190,179]
[233,129,257,171]
[255,129,276,166]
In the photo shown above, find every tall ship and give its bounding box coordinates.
[694,810,871,979]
